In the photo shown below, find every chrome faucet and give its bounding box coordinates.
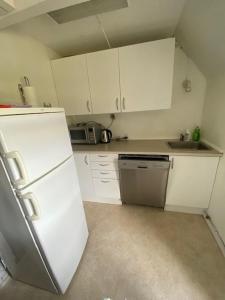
[180,133,185,141]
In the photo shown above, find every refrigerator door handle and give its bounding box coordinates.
[21,192,41,221]
[5,151,29,187]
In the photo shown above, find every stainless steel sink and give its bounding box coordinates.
[168,141,211,150]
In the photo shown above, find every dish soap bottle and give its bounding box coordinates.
[192,126,201,142]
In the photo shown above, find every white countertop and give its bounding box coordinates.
[73,139,222,157]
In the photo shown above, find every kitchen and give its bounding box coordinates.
[0,0,225,299]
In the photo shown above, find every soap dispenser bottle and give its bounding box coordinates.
[192,126,201,142]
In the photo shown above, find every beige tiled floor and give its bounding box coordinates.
[1,202,225,300]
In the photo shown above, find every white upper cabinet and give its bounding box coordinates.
[119,38,175,112]
[51,38,175,115]
[87,48,121,114]
[51,55,92,115]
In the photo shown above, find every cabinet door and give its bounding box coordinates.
[166,156,219,209]
[51,55,92,115]
[74,153,94,201]
[87,49,121,114]
[119,38,175,112]
[93,178,120,199]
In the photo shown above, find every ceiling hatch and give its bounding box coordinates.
[48,0,128,24]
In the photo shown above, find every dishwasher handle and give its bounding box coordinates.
[119,159,170,170]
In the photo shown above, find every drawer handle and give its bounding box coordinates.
[98,155,108,158]
[100,172,109,175]
[99,163,109,166]
[101,180,110,183]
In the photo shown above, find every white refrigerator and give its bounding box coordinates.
[0,108,88,294]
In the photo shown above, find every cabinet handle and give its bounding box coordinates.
[100,172,109,175]
[84,155,88,166]
[86,100,91,112]
[98,155,107,157]
[99,163,109,166]
[170,158,174,169]
[101,180,110,183]
[122,97,126,110]
[116,98,119,111]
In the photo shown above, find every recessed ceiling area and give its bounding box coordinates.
[10,0,186,56]
[48,0,128,24]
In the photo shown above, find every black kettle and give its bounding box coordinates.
[101,129,112,143]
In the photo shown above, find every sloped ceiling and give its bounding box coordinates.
[8,0,224,78]
[176,0,225,78]
[10,0,186,56]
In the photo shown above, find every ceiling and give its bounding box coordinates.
[10,0,186,56]
[176,0,225,78]
[7,0,225,78]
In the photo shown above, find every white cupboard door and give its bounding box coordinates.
[19,157,88,293]
[74,153,94,202]
[51,55,92,115]
[87,49,121,114]
[0,112,72,189]
[119,38,175,112]
[166,156,219,209]
[93,178,120,199]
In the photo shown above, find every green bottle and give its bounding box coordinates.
[192,126,200,142]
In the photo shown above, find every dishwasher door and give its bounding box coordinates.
[118,154,170,208]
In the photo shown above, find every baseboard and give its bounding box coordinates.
[203,212,225,258]
[0,264,9,288]
[164,204,204,215]
[84,198,122,205]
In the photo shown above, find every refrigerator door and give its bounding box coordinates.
[0,158,58,293]
[19,156,88,293]
[0,112,72,190]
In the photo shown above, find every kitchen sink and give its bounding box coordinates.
[168,141,211,150]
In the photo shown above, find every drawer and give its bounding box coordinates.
[92,170,119,179]
[90,153,118,162]
[93,178,120,199]
[91,161,118,171]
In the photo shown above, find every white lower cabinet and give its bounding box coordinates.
[93,178,120,199]
[165,156,219,213]
[74,152,121,204]
[75,152,219,211]
[73,153,94,202]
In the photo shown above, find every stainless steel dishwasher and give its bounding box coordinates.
[118,154,170,208]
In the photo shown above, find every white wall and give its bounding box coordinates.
[202,74,225,243]
[0,29,60,106]
[70,48,206,139]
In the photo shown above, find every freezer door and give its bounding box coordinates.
[0,158,57,293]
[19,156,88,294]
[0,112,72,189]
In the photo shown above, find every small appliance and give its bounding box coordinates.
[69,123,102,144]
[101,129,112,143]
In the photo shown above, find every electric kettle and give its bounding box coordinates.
[101,129,112,143]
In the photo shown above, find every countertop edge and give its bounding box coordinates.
[73,150,222,157]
